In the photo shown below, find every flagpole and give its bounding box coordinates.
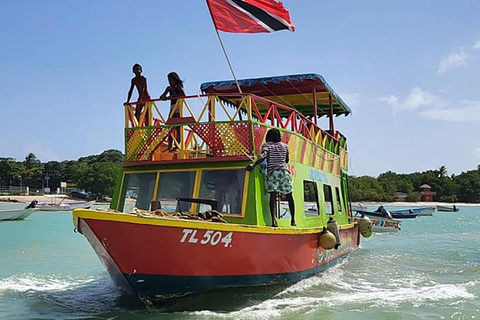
[206,1,242,93]
[214,29,242,93]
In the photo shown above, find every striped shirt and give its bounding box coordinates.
[261,142,289,176]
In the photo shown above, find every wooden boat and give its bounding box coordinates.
[73,73,364,304]
[436,204,460,212]
[391,206,435,216]
[36,195,93,211]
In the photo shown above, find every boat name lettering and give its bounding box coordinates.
[180,229,233,247]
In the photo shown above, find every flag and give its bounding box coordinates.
[206,0,295,33]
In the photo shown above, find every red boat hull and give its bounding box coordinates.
[75,211,359,301]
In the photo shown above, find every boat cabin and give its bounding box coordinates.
[114,73,352,228]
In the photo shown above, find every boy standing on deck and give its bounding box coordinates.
[246,128,296,227]
[125,63,151,125]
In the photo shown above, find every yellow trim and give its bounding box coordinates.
[74,208,356,235]
[191,168,202,212]
[152,173,160,202]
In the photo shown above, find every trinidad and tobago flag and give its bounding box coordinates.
[206,0,295,33]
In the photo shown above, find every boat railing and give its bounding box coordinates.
[123,93,348,169]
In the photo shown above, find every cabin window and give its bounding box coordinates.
[120,172,157,212]
[198,169,245,214]
[335,187,343,215]
[156,171,196,212]
[303,180,319,217]
[323,184,334,215]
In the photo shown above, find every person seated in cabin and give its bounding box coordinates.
[160,72,186,152]
[125,63,151,125]
[246,128,296,227]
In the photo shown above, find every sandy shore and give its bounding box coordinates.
[0,195,91,204]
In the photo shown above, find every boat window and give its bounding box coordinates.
[303,180,319,217]
[156,171,196,212]
[335,187,343,215]
[120,172,157,212]
[323,184,334,215]
[198,169,245,214]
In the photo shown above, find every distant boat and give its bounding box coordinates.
[436,204,460,212]
[36,195,93,211]
[0,200,38,220]
[357,206,417,219]
[0,208,35,221]
[391,206,435,216]
[355,215,401,233]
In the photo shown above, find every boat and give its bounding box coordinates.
[0,208,35,221]
[36,195,93,211]
[354,215,400,233]
[390,206,435,216]
[356,206,418,219]
[0,200,38,221]
[436,204,460,212]
[73,73,367,304]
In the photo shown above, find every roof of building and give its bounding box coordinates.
[419,184,432,189]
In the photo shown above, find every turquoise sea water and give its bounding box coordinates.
[1,202,479,320]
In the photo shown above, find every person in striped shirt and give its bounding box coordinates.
[246,128,296,227]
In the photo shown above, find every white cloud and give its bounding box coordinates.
[419,101,480,122]
[380,87,441,111]
[474,41,480,50]
[437,50,468,74]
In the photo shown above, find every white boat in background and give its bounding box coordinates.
[36,195,93,211]
[391,206,436,216]
[369,217,401,233]
[0,208,36,221]
[436,204,460,212]
[0,200,38,221]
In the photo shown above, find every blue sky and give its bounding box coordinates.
[1,0,479,177]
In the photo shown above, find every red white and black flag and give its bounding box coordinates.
[206,0,295,33]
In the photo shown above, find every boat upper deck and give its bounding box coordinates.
[123,73,350,170]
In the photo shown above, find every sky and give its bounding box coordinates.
[1,0,479,177]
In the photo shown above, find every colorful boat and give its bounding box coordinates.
[354,216,401,233]
[73,73,365,304]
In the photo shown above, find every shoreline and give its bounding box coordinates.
[352,201,480,207]
[1,195,478,207]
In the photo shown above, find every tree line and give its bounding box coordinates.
[0,150,123,197]
[1,151,479,203]
[349,165,480,203]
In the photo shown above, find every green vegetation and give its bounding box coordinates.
[349,166,480,203]
[0,150,123,197]
[2,152,479,204]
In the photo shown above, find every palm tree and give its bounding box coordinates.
[438,166,447,178]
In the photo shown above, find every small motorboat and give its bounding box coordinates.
[356,206,418,219]
[0,200,38,221]
[436,204,460,212]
